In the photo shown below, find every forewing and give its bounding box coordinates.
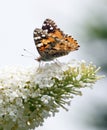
[33,19,65,60]
[33,28,56,59]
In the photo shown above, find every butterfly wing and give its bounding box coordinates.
[33,19,80,61]
[33,28,56,61]
[44,34,79,59]
[33,19,64,61]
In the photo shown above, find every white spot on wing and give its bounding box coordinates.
[42,23,46,27]
[50,27,53,30]
[42,34,46,37]
[44,29,48,33]
[36,43,43,47]
[33,32,37,34]
[34,36,41,40]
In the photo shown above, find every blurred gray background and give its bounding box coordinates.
[0,0,107,130]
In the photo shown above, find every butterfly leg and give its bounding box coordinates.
[53,59,63,67]
[36,61,44,73]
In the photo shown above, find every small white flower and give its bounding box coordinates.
[76,74,82,81]
[41,95,51,104]
[79,81,85,86]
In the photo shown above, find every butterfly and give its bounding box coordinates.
[33,18,80,62]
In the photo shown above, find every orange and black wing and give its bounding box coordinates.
[33,19,80,61]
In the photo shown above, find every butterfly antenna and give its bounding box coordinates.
[23,48,36,57]
[21,54,35,59]
[21,48,37,59]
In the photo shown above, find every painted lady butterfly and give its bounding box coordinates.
[33,19,80,61]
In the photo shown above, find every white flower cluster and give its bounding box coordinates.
[0,61,102,130]
[0,66,37,130]
[35,62,64,88]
